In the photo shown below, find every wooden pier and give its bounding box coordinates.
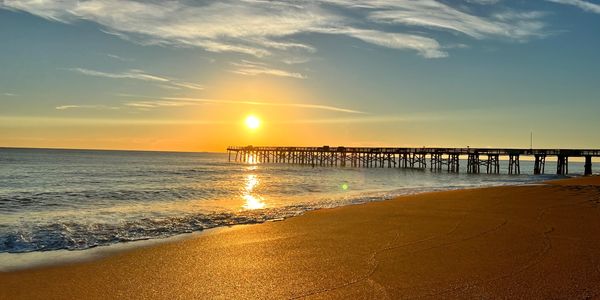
[227,146,600,175]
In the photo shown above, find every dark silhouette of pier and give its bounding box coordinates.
[227,146,600,175]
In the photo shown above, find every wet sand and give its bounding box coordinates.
[2,176,600,299]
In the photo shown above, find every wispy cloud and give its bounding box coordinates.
[55,94,363,114]
[0,115,229,126]
[124,100,193,109]
[345,0,547,41]
[320,27,448,58]
[2,93,17,97]
[230,60,306,79]
[0,0,551,60]
[282,57,312,65]
[55,104,120,110]
[106,53,133,62]
[547,0,600,14]
[169,82,204,90]
[464,0,502,5]
[120,95,364,114]
[66,67,203,90]
[68,68,169,82]
[273,114,453,124]
[166,97,364,114]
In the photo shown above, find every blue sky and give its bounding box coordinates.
[1,0,599,151]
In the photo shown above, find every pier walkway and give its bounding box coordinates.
[227,146,600,175]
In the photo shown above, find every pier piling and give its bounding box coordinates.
[557,155,569,175]
[585,156,592,176]
[534,154,546,175]
[508,154,520,175]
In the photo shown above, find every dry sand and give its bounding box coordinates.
[2,176,600,299]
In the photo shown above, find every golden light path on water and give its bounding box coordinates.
[239,154,351,210]
[242,164,266,210]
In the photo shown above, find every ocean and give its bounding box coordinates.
[0,148,582,256]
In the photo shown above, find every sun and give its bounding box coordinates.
[245,115,261,130]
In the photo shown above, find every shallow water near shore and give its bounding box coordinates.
[0,148,587,260]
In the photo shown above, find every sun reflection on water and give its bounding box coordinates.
[242,174,266,210]
[247,154,260,164]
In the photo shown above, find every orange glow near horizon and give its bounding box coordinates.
[0,69,367,152]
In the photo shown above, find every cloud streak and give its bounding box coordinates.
[164,97,364,114]
[336,0,547,41]
[230,60,306,79]
[119,95,364,114]
[105,53,133,62]
[66,67,204,90]
[68,68,169,82]
[55,93,363,114]
[322,27,448,58]
[0,0,551,60]
[547,0,600,14]
[55,104,120,110]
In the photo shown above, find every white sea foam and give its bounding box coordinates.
[0,230,214,272]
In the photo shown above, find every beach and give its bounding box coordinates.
[2,176,600,299]
[3,1,600,298]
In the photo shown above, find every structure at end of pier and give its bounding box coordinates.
[227,146,600,176]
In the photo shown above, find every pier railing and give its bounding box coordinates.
[226,146,599,175]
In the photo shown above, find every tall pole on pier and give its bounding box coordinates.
[530,131,533,150]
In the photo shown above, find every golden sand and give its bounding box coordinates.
[2,176,600,299]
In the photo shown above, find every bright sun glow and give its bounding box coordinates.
[245,115,261,130]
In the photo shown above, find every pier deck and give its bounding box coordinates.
[227,146,600,175]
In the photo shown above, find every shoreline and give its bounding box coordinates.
[0,175,567,271]
[0,226,237,272]
[2,175,600,298]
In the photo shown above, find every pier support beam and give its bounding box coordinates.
[448,154,460,173]
[430,153,460,173]
[467,154,480,174]
[400,153,408,168]
[534,154,546,175]
[585,156,592,176]
[508,154,520,175]
[411,153,426,169]
[486,154,500,174]
[430,153,442,171]
[557,155,568,175]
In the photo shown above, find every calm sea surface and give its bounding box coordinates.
[0,148,584,254]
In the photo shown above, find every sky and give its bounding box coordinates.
[1,0,599,152]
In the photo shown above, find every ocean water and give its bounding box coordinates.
[0,148,585,254]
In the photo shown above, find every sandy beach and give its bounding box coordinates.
[2,176,600,299]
